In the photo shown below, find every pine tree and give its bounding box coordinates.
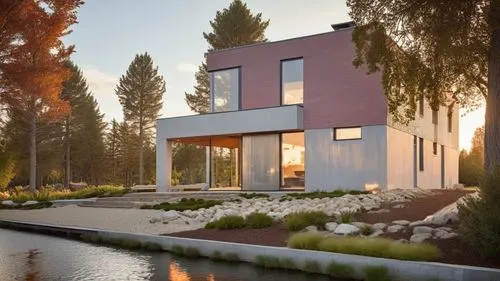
[105,119,120,184]
[185,0,270,114]
[115,53,165,185]
[116,122,138,187]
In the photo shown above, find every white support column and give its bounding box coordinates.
[156,138,172,192]
[205,146,210,189]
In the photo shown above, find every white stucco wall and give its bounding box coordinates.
[444,146,459,188]
[387,127,414,190]
[305,126,387,192]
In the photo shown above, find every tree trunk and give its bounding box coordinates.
[485,28,500,174]
[64,117,71,187]
[29,115,36,192]
[139,126,144,185]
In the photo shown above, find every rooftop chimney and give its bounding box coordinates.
[331,21,356,31]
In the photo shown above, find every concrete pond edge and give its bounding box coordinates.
[0,219,499,281]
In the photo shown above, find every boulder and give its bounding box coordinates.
[372,223,387,231]
[368,209,390,214]
[410,233,432,243]
[1,200,16,206]
[351,222,369,229]
[392,220,410,226]
[21,200,39,206]
[305,225,318,232]
[413,226,434,234]
[433,229,449,239]
[334,224,360,235]
[369,230,384,237]
[325,222,338,232]
[441,232,458,239]
[392,204,405,209]
[162,210,180,222]
[387,225,405,233]
[409,220,426,227]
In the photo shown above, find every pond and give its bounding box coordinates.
[0,228,338,281]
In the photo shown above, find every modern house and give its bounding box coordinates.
[156,22,459,192]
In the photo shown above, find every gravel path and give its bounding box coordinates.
[0,205,204,235]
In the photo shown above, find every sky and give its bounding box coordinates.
[63,0,485,151]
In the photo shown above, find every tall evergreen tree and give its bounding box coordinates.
[105,119,120,184]
[116,121,138,187]
[185,0,270,114]
[115,53,165,185]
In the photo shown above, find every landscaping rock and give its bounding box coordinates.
[305,225,318,232]
[325,222,338,232]
[392,204,405,209]
[162,210,180,222]
[368,208,390,214]
[21,200,39,206]
[410,233,432,243]
[437,226,453,232]
[392,220,410,226]
[387,225,405,233]
[409,220,426,227]
[433,229,449,239]
[441,232,459,239]
[369,230,384,237]
[351,222,369,229]
[372,223,387,231]
[1,200,15,206]
[334,224,360,235]
[413,226,434,234]
[149,217,161,224]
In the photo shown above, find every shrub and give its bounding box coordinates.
[337,210,357,223]
[325,261,355,279]
[303,260,322,274]
[283,190,369,200]
[361,225,375,236]
[143,242,163,251]
[222,252,240,262]
[119,238,141,249]
[0,201,53,210]
[205,215,246,230]
[363,266,390,281]
[255,255,280,269]
[210,251,222,260]
[142,198,222,211]
[170,245,184,255]
[287,232,324,250]
[184,247,200,258]
[284,211,329,231]
[458,168,500,257]
[245,212,273,229]
[239,193,269,199]
[279,258,297,270]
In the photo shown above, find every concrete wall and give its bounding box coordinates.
[387,127,414,190]
[207,29,388,130]
[305,126,387,191]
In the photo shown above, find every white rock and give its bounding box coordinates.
[441,232,458,239]
[334,224,360,235]
[351,222,369,229]
[148,217,161,224]
[392,220,410,226]
[325,222,338,232]
[372,223,387,231]
[413,226,434,234]
[162,210,180,221]
[387,225,405,233]
[1,200,15,206]
[437,226,453,232]
[392,204,405,209]
[410,233,432,243]
[368,209,390,214]
[22,200,38,206]
[305,225,318,232]
[369,230,384,237]
[433,229,449,239]
[409,220,426,227]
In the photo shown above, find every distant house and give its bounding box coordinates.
[156,22,459,192]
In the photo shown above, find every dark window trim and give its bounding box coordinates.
[433,142,438,156]
[280,57,304,106]
[209,66,241,113]
[333,126,362,141]
[447,112,453,133]
[419,137,424,171]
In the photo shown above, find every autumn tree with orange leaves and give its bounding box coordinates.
[0,0,82,191]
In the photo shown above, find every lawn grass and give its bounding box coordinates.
[141,198,223,211]
[288,234,441,261]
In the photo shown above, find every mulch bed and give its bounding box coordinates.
[164,189,500,268]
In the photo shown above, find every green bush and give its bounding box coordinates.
[284,211,329,231]
[142,198,223,211]
[204,215,246,230]
[255,255,280,268]
[245,212,273,228]
[325,261,355,279]
[287,232,324,250]
[210,251,222,260]
[143,242,163,251]
[458,168,500,257]
[337,210,358,223]
[239,193,270,199]
[119,238,141,249]
[283,190,369,200]
[0,201,53,210]
[170,245,184,255]
[6,185,126,203]
[363,266,390,281]
[222,252,240,262]
[279,258,297,270]
[288,235,440,261]
[361,225,375,236]
[184,247,200,257]
[303,260,322,274]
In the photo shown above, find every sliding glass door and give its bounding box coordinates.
[242,134,280,191]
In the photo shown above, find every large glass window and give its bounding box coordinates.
[281,58,303,105]
[334,127,362,140]
[281,132,305,188]
[242,134,280,191]
[211,68,239,112]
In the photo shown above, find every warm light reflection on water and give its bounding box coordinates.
[0,228,337,281]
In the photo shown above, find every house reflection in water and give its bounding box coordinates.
[169,261,215,281]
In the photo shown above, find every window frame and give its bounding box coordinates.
[447,112,453,132]
[334,127,362,141]
[210,66,241,113]
[280,57,304,106]
[433,142,438,155]
[419,137,424,171]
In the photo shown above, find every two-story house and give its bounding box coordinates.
[156,22,459,192]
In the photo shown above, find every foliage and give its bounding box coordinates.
[459,126,485,186]
[458,168,500,257]
[346,0,500,172]
[363,266,390,281]
[239,193,270,199]
[288,234,441,261]
[325,261,355,279]
[284,211,329,231]
[115,52,165,185]
[183,247,201,258]
[210,251,222,260]
[172,143,206,185]
[337,210,358,223]
[205,215,246,229]
[255,255,280,269]
[185,0,269,113]
[245,212,273,228]
[170,245,184,255]
[279,258,297,270]
[222,252,240,262]
[142,198,222,211]
[0,152,15,190]
[286,232,324,250]
[0,201,53,210]
[303,260,322,274]
[282,190,368,200]
[361,225,375,236]
[6,185,126,203]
